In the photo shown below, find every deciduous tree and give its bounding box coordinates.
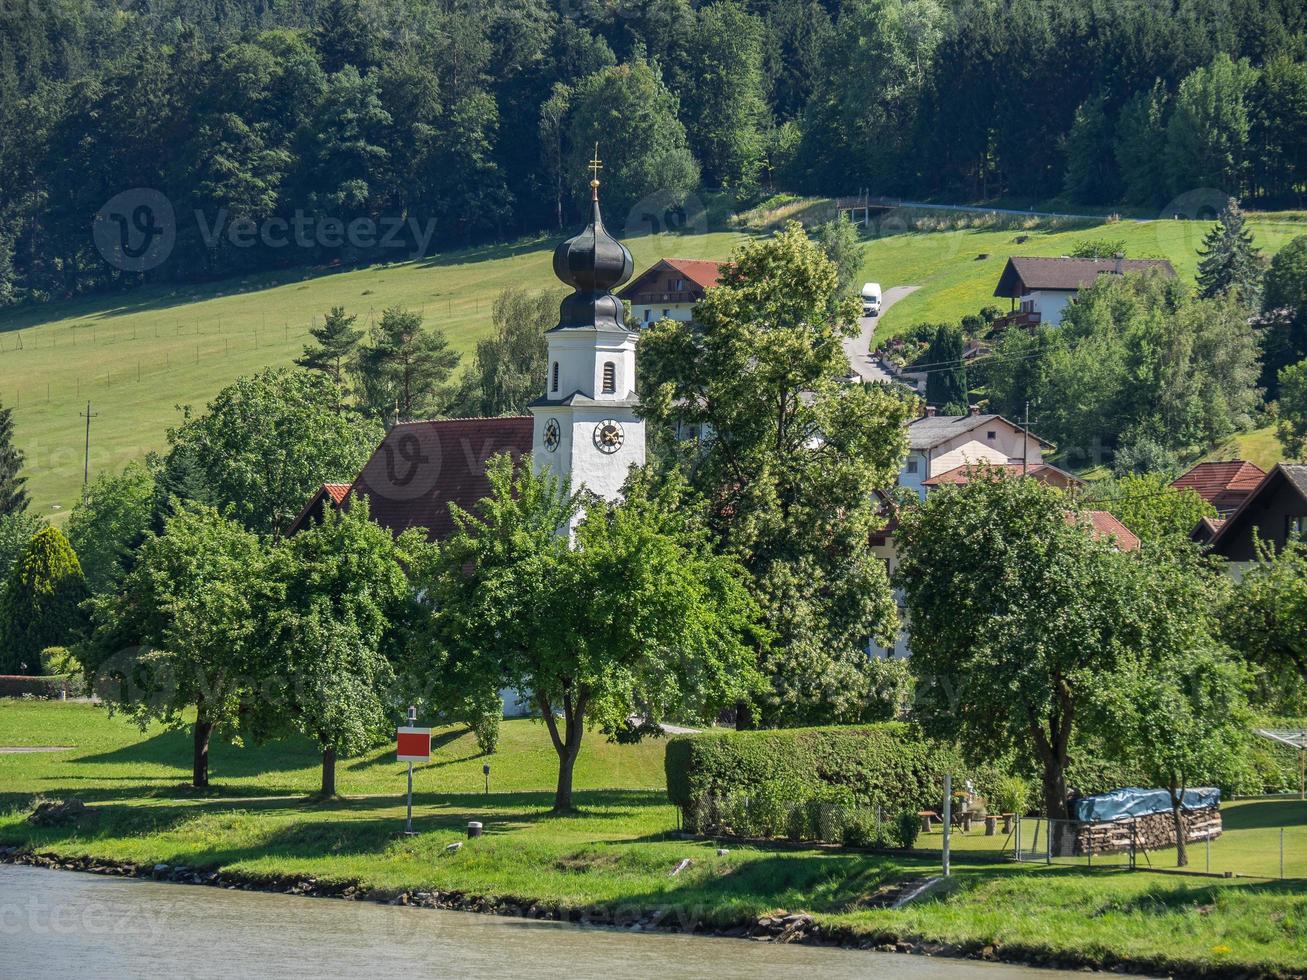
[80,504,264,788]
[165,369,380,536]
[420,457,763,812]
[894,472,1209,820]
[254,500,423,796]
[66,459,156,595]
[639,222,913,725]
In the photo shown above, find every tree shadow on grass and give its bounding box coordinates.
[1222,799,1307,831]
[1106,876,1307,916]
[72,730,324,780]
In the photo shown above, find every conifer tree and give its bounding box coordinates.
[297,307,363,387]
[1196,197,1264,306]
[924,324,968,414]
[0,400,28,517]
[0,527,89,674]
[354,307,460,423]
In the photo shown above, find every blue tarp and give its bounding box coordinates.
[1071,787,1221,823]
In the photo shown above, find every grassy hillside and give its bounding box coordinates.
[865,213,1306,337]
[3,211,1304,517]
[0,230,745,519]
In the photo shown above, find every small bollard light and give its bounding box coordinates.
[467,821,483,839]
[483,763,490,795]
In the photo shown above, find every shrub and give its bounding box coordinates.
[841,810,890,849]
[893,809,921,849]
[472,712,500,756]
[665,723,940,834]
[991,775,1033,816]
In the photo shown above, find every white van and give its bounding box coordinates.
[861,282,882,316]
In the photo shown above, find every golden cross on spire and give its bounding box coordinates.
[589,143,603,200]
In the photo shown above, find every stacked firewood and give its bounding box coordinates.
[1062,807,1222,856]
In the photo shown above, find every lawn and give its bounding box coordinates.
[2,700,1305,975]
[0,229,746,520]
[862,213,1306,339]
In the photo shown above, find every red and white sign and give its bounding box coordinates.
[396,727,432,762]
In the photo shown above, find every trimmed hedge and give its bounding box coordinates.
[0,673,82,698]
[665,724,940,832]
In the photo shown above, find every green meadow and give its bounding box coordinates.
[2,212,1304,518]
[2,700,1306,975]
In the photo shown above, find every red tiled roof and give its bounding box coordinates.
[350,417,534,541]
[1078,511,1141,552]
[323,482,351,505]
[923,462,1082,489]
[617,258,723,301]
[1171,460,1267,512]
[662,258,722,290]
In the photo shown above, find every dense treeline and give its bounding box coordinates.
[0,0,1303,305]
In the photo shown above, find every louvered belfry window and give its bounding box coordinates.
[602,361,616,394]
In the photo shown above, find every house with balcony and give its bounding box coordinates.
[617,258,721,326]
[992,255,1176,327]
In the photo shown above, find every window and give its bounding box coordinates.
[662,309,670,318]
[644,309,652,322]
[986,431,996,441]
[602,361,616,394]
[1288,516,1307,540]
[905,458,919,475]
[551,361,559,393]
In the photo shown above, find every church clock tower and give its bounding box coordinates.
[530,157,645,499]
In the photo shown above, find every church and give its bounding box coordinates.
[286,168,644,540]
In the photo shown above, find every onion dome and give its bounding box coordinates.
[551,159,634,332]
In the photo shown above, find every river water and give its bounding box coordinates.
[0,864,1066,979]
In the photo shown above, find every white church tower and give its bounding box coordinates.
[530,158,645,499]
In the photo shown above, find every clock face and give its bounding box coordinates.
[594,419,624,454]
[543,418,561,452]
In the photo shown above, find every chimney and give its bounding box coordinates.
[924,405,937,418]
[1113,252,1125,275]
[969,403,981,416]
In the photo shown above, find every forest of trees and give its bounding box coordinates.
[0,0,1303,306]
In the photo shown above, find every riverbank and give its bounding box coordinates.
[2,701,1305,977]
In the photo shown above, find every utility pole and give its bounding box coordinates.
[1022,400,1029,476]
[80,401,99,487]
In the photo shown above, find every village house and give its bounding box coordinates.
[617,257,721,326]
[898,408,1055,500]
[870,411,1138,658]
[992,255,1176,327]
[1172,460,1267,518]
[1201,464,1307,572]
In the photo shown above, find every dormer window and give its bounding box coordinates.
[602,361,616,394]
[551,361,559,393]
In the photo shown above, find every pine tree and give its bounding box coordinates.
[297,307,363,386]
[1196,197,1263,306]
[924,324,968,414]
[0,526,89,674]
[354,307,460,423]
[313,0,378,75]
[0,400,28,517]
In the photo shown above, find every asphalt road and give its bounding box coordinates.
[843,284,920,383]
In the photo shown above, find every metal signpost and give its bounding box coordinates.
[396,706,432,836]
